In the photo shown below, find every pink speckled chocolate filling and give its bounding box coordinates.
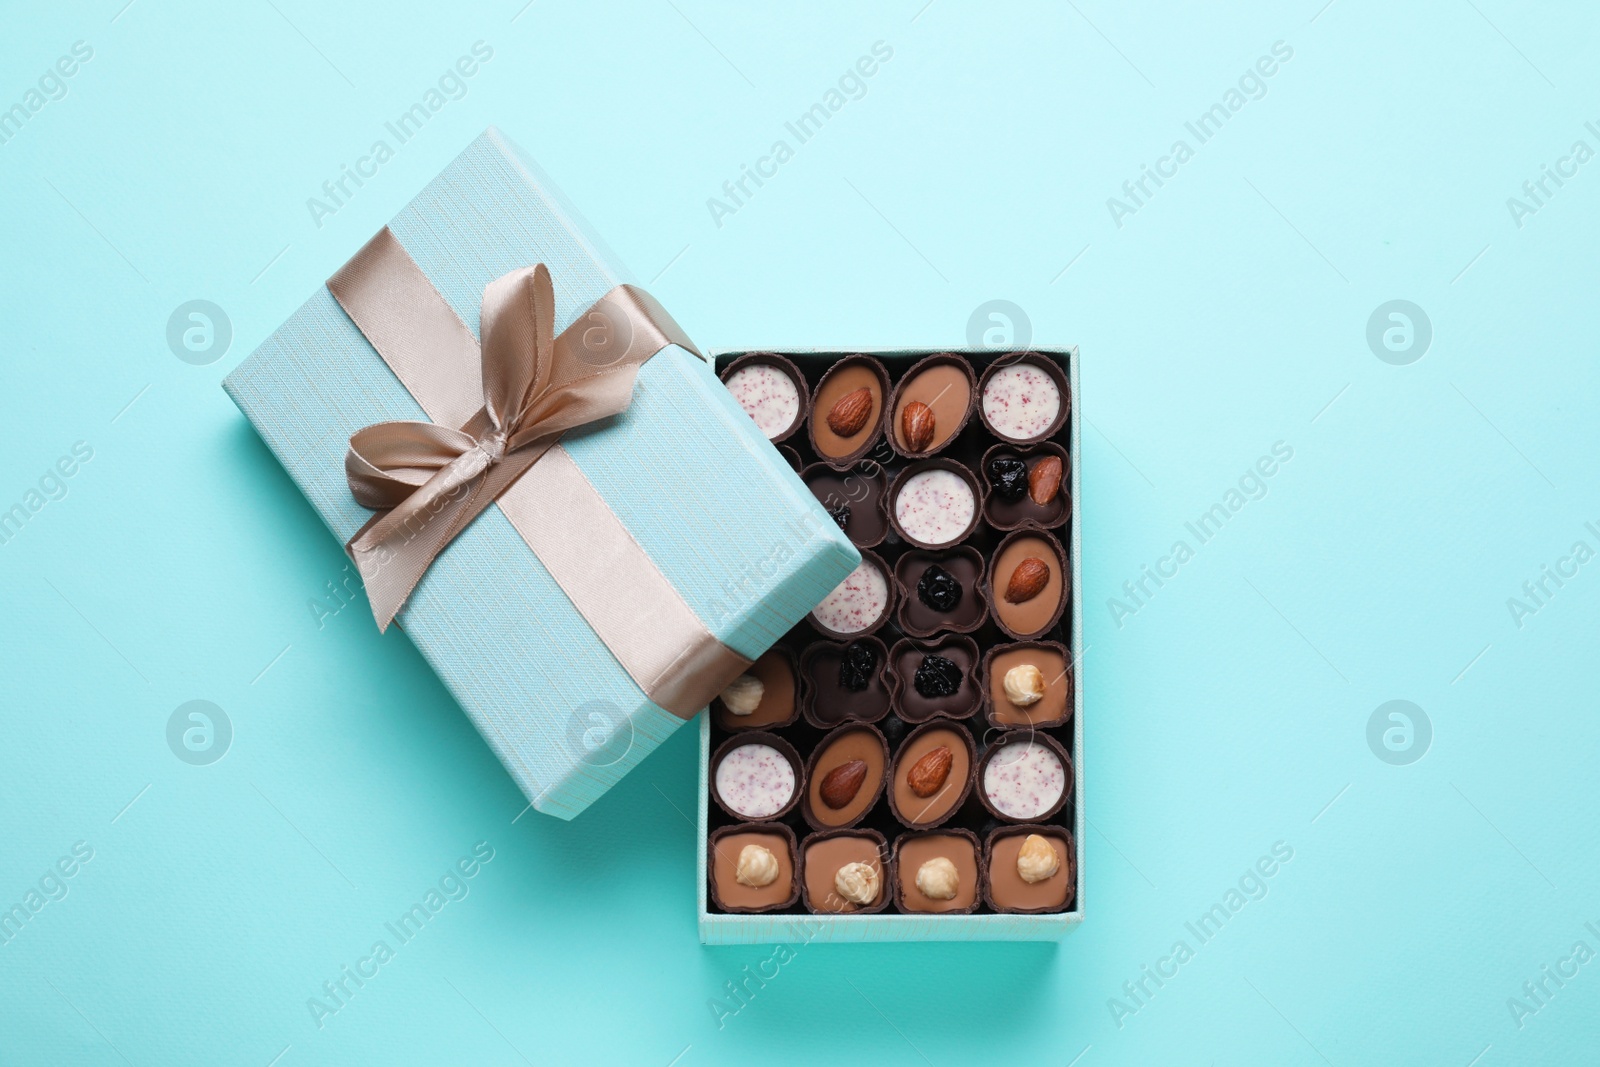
[724,364,800,438]
[894,469,975,546]
[811,560,888,634]
[715,742,796,818]
[982,365,1060,441]
[983,741,1065,819]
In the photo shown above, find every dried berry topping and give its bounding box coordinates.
[838,641,878,692]
[916,564,963,612]
[827,504,851,530]
[988,456,1029,501]
[913,654,963,698]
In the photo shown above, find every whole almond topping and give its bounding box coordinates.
[818,759,868,809]
[1005,558,1050,604]
[901,401,936,452]
[906,745,953,798]
[1028,455,1063,505]
[826,386,874,438]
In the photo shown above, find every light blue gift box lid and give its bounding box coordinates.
[224,128,858,819]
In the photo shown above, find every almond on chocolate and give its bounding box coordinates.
[827,387,874,437]
[901,401,936,452]
[906,745,953,797]
[1028,456,1063,505]
[819,759,868,809]
[1005,558,1050,604]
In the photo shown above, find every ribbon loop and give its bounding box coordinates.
[326,225,749,718]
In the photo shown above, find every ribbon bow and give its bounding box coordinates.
[343,262,657,631]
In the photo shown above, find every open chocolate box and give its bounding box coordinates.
[698,348,1084,943]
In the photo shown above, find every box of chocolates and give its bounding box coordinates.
[699,348,1083,942]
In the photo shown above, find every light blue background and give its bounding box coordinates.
[1,1,1595,1064]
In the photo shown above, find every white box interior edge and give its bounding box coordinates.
[698,347,1083,944]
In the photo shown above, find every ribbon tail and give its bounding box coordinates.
[348,442,553,631]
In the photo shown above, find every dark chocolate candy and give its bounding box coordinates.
[801,638,892,728]
[890,635,982,723]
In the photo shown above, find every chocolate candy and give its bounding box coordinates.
[888,720,974,828]
[893,829,982,914]
[984,826,1074,914]
[809,356,890,467]
[978,354,1068,444]
[989,530,1067,640]
[709,823,800,913]
[891,635,982,722]
[802,829,891,914]
[713,647,800,731]
[801,638,891,728]
[809,552,893,637]
[802,725,889,830]
[985,641,1072,728]
[802,462,889,549]
[719,353,808,444]
[894,548,989,638]
[886,353,975,458]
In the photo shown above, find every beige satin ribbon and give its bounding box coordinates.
[325,227,751,717]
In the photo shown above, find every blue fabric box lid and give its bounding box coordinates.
[224,128,858,819]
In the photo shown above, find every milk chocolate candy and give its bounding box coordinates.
[983,825,1075,914]
[988,529,1068,641]
[709,823,800,913]
[892,828,982,914]
[712,646,800,731]
[887,718,975,829]
[809,355,890,469]
[983,640,1072,729]
[801,828,892,914]
[802,724,890,831]
[885,352,976,458]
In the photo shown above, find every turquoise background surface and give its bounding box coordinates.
[2,1,1597,1063]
